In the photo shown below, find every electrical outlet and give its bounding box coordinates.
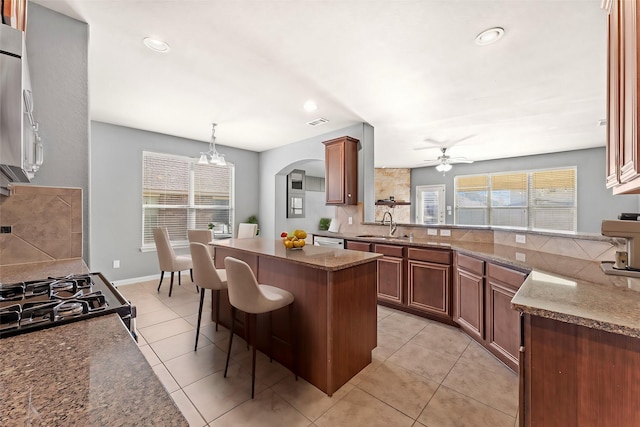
[516,252,526,262]
[427,229,438,236]
[515,234,526,244]
[440,229,451,237]
[113,260,120,269]
[348,217,353,225]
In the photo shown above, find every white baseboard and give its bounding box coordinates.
[113,271,192,287]
[112,274,160,286]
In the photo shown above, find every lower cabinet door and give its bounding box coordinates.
[487,280,520,370]
[377,256,403,304]
[454,268,484,341]
[407,260,450,318]
[486,262,527,372]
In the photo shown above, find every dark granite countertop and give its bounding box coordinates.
[0,258,91,283]
[315,231,640,338]
[0,314,188,426]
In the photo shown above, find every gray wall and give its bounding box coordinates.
[410,147,640,233]
[26,3,90,260]
[259,123,374,240]
[90,121,259,281]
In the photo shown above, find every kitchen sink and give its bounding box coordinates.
[356,234,408,240]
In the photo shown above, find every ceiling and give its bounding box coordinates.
[31,0,607,169]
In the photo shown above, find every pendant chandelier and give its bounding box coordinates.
[198,123,226,166]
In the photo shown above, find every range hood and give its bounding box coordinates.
[0,24,42,196]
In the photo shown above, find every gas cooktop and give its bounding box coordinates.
[0,272,135,338]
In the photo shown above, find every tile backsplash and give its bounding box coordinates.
[334,203,624,262]
[0,185,83,266]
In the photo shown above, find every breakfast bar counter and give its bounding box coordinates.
[211,238,382,395]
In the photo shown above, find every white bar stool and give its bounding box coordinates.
[223,256,296,398]
[153,227,193,297]
[189,243,227,351]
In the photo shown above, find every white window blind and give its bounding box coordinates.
[529,168,576,232]
[490,173,528,227]
[142,152,235,248]
[455,167,577,232]
[455,175,489,225]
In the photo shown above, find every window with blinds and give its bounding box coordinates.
[142,152,235,248]
[530,168,576,232]
[455,175,489,225]
[454,167,576,232]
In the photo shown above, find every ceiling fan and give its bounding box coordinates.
[422,147,474,172]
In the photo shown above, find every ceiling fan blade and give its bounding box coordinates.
[442,134,476,148]
[421,160,441,166]
[450,159,474,164]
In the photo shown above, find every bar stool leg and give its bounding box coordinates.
[244,312,250,350]
[157,271,165,292]
[250,313,257,399]
[214,289,221,331]
[268,311,273,363]
[289,303,297,380]
[224,306,236,378]
[195,288,205,351]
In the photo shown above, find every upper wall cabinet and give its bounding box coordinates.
[606,0,640,194]
[323,136,358,205]
[2,0,28,31]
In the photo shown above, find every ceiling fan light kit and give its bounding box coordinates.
[435,163,452,172]
[423,146,474,172]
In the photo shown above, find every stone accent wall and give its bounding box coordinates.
[0,185,83,266]
[375,168,411,223]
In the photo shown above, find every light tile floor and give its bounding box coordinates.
[118,277,519,427]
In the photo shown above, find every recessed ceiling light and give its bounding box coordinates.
[475,27,504,45]
[143,37,170,53]
[303,100,318,112]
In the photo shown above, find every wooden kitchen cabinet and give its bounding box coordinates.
[605,0,640,193]
[323,136,358,205]
[522,314,640,427]
[452,254,528,372]
[453,253,485,342]
[345,240,372,252]
[407,247,452,320]
[373,243,405,305]
[486,262,527,372]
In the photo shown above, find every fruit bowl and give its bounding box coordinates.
[280,229,307,249]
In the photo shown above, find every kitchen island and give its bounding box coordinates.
[211,238,382,396]
[0,314,188,426]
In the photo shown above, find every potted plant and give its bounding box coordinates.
[319,217,331,231]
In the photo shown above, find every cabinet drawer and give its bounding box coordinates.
[487,263,528,288]
[457,253,484,275]
[346,240,371,252]
[408,247,451,264]
[374,244,404,258]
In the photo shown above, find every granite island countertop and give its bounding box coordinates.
[211,237,382,271]
[0,314,188,426]
[314,231,640,339]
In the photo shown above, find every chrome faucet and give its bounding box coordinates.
[381,211,397,236]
